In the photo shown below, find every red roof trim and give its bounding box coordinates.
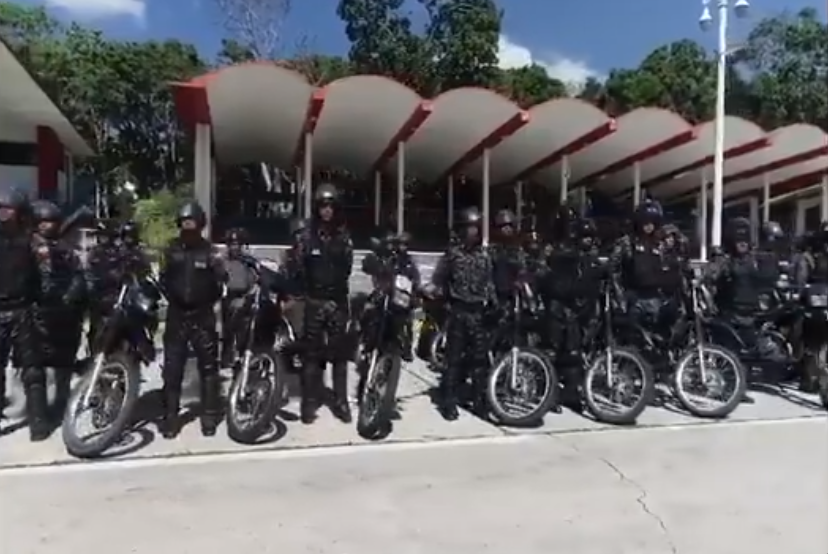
[506,119,617,185]
[370,101,433,174]
[171,82,211,133]
[438,111,530,183]
[724,145,828,184]
[574,128,697,186]
[291,89,327,168]
[770,168,828,196]
[637,137,770,191]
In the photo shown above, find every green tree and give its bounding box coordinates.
[603,39,715,122]
[499,65,567,107]
[734,8,828,129]
[422,0,502,91]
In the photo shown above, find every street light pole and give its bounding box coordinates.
[700,0,750,250]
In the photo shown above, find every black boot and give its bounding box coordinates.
[438,370,459,421]
[51,369,73,422]
[159,391,180,439]
[26,384,51,442]
[330,362,352,423]
[200,375,222,437]
[300,362,321,424]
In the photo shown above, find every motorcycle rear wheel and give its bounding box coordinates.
[61,351,142,459]
[486,347,558,427]
[583,346,655,425]
[226,349,285,445]
[357,351,402,440]
[673,344,747,419]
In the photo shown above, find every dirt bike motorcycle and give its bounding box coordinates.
[224,256,294,444]
[799,283,828,408]
[61,272,161,458]
[355,251,416,439]
[415,295,447,371]
[484,280,558,426]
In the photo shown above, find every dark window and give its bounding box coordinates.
[0,141,37,166]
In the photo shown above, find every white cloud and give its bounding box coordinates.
[497,34,603,92]
[45,0,146,21]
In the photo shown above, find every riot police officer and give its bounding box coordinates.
[490,209,526,306]
[118,220,152,277]
[0,186,50,441]
[85,219,126,347]
[431,207,495,420]
[611,200,671,324]
[220,228,256,368]
[158,201,226,438]
[31,200,86,420]
[291,184,354,424]
[793,221,828,392]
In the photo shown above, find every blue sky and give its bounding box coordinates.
[28,0,828,83]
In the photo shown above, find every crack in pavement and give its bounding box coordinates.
[552,436,679,554]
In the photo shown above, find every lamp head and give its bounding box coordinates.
[699,6,713,31]
[733,0,750,18]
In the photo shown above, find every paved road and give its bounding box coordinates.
[1,418,824,554]
[1,356,824,468]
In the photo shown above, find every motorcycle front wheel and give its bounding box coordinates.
[486,347,558,427]
[582,346,655,425]
[357,350,402,440]
[673,344,747,418]
[61,351,142,459]
[226,349,285,445]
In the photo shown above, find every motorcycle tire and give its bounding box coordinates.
[61,351,142,459]
[357,351,402,440]
[486,347,558,427]
[582,346,655,426]
[816,345,828,410]
[673,344,747,419]
[226,349,285,445]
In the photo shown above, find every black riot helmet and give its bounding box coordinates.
[289,217,307,238]
[725,217,752,251]
[120,220,141,245]
[494,209,516,228]
[633,200,663,231]
[0,185,27,225]
[551,205,577,241]
[314,183,339,205]
[31,200,62,223]
[177,201,206,229]
[760,220,784,245]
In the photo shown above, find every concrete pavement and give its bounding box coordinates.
[1,357,824,468]
[1,418,825,554]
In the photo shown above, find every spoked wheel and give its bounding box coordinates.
[429,331,446,372]
[486,347,557,426]
[583,346,655,425]
[673,344,747,418]
[357,351,402,440]
[226,350,284,444]
[61,351,141,459]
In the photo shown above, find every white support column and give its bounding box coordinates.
[698,167,709,262]
[578,187,588,217]
[194,123,213,238]
[482,149,491,246]
[515,181,523,230]
[396,141,405,234]
[302,132,313,218]
[373,171,381,227]
[760,172,770,223]
[795,198,807,236]
[632,161,641,207]
[748,196,759,243]
[821,175,828,222]
[559,156,570,204]
[447,176,454,230]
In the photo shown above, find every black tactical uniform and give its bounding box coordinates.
[85,220,126,346]
[0,186,50,441]
[611,200,672,325]
[31,200,86,418]
[431,207,495,420]
[490,209,526,306]
[793,221,828,392]
[361,231,421,361]
[291,184,354,424]
[159,202,226,438]
[545,216,606,410]
[118,221,152,277]
[220,228,257,368]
